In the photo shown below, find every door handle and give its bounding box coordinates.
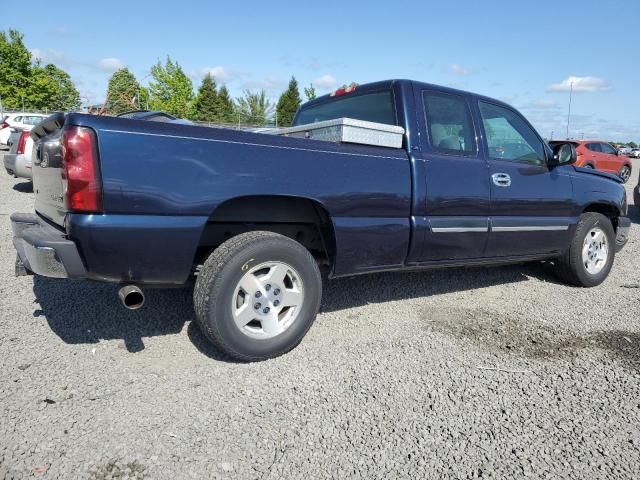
[491,173,511,187]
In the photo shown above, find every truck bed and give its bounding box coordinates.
[30,113,413,282]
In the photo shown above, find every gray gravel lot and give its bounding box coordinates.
[1,154,639,479]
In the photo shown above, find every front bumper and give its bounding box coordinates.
[615,216,631,252]
[11,213,87,279]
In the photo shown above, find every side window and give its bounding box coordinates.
[422,91,476,155]
[600,143,616,155]
[479,101,545,165]
[587,143,601,152]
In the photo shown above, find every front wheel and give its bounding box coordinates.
[193,231,322,361]
[554,212,615,287]
[618,165,632,183]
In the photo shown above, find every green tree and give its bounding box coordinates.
[106,68,143,114]
[28,64,81,111]
[194,73,219,122]
[0,29,81,112]
[275,76,301,127]
[217,85,235,123]
[235,90,274,125]
[304,83,316,101]
[148,57,194,118]
[0,29,33,109]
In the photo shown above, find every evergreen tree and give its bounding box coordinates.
[304,83,316,101]
[148,56,194,118]
[235,90,274,125]
[194,73,219,122]
[276,76,301,127]
[106,68,142,114]
[217,85,235,123]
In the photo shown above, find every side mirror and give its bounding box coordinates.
[550,143,576,167]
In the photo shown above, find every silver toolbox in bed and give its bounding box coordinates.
[273,117,405,149]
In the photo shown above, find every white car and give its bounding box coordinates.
[616,145,632,156]
[0,113,47,145]
[630,148,640,158]
[3,127,35,179]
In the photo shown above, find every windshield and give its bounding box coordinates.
[293,90,397,126]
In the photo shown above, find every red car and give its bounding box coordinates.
[550,140,633,183]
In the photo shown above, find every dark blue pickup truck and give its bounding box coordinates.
[11,79,630,361]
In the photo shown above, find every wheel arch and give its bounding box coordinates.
[197,194,336,268]
[582,202,620,229]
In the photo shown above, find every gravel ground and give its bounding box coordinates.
[1,154,639,479]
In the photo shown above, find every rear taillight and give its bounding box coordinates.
[16,131,30,154]
[1,121,9,129]
[61,126,102,212]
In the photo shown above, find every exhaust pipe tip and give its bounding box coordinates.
[118,285,144,310]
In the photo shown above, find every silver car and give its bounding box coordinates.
[630,148,640,158]
[3,127,34,179]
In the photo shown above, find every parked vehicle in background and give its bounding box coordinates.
[6,128,23,148]
[0,113,47,145]
[550,140,633,183]
[11,80,631,361]
[616,145,632,156]
[3,127,35,179]
[630,148,640,158]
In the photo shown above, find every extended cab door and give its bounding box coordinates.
[409,89,491,262]
[477,101,574,257]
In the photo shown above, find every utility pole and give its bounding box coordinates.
[21,95,25,112]
[550,130,554,140]
[566,81,573,139]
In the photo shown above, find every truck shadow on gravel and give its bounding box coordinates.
[426,307,640,370]
[32,277,239,361]
[32,263,548,359]
[320,261,562,313]
[33,261,631,365]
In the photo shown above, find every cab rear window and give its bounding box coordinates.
[294,90,397,126]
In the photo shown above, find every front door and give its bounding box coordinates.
[598,142,620,173]
[412,89,491,262]
[477,101,575,257]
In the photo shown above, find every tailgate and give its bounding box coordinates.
[31,113,66,226]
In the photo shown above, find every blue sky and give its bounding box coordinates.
[2,0,639,141]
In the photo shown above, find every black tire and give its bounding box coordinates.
[554,212,615,287]
[618,165,632,183]
[193,231,322,361]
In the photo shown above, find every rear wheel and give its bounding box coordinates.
[618,165,631,183]
[583,164,594,169]
[193,231,322,361]
[554,212,615,287]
